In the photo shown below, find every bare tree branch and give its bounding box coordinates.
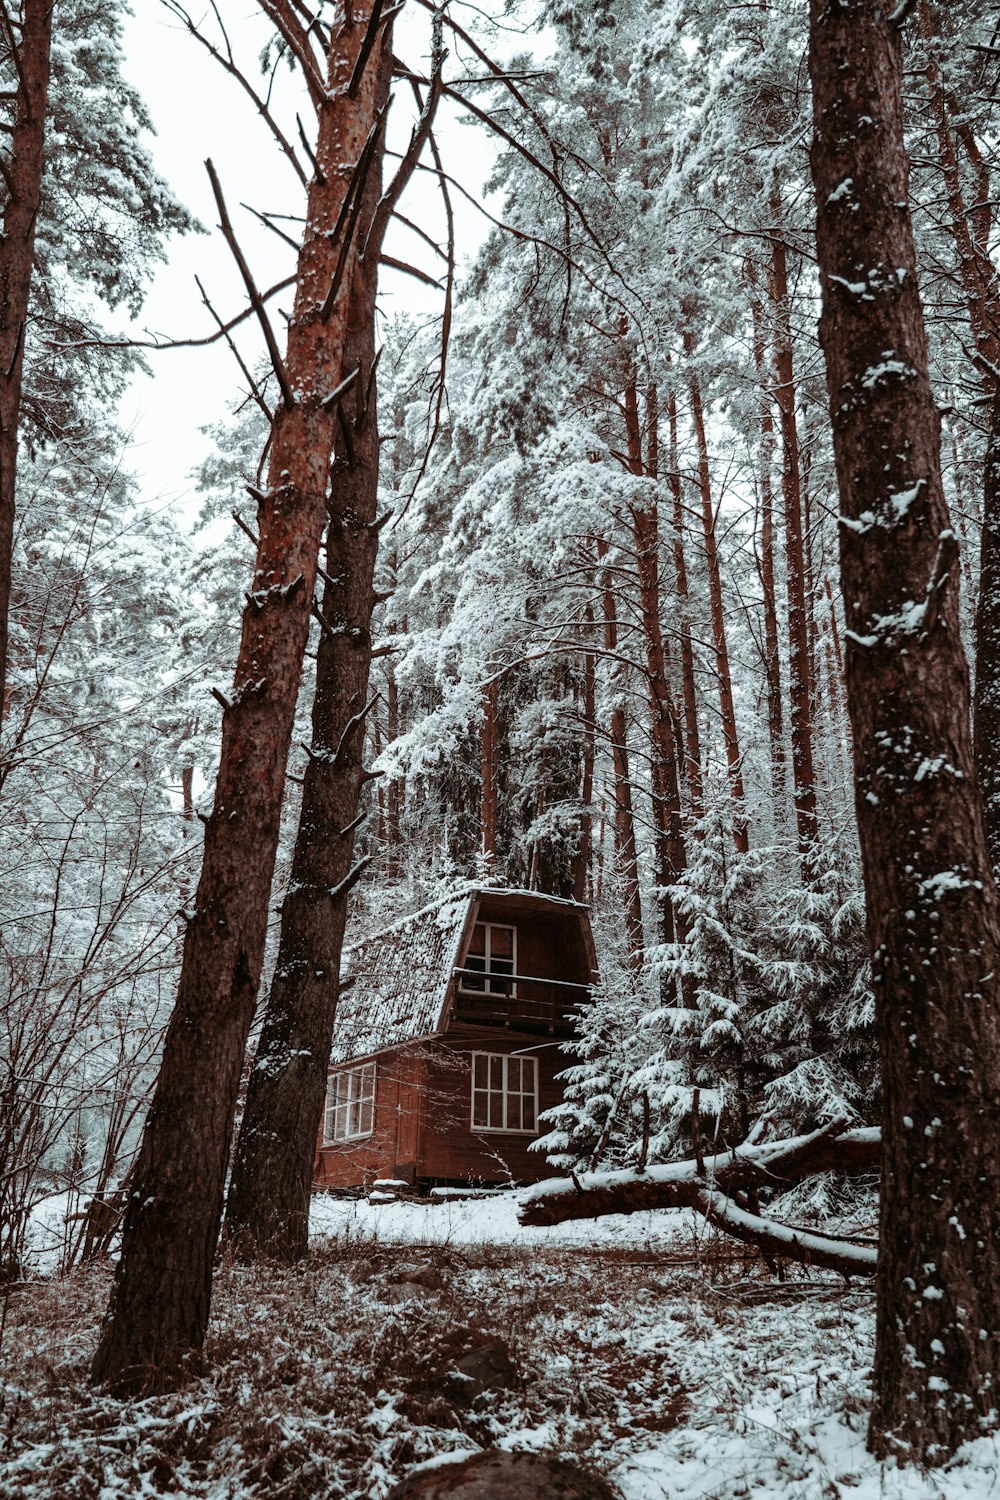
[205,157,295,408]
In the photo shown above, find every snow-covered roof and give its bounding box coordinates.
[329,891,472,1064]
[329,885,592,1065]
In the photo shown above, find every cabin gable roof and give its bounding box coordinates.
[329,886,593,1066]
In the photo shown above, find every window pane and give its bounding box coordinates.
[489,925,514,960]
[468,922,487,955]
[472,1090,488,1127]
[473,1054,487,1088]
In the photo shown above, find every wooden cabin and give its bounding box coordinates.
[314,887,597,1192]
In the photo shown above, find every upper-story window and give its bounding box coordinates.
[324,1062,376,1143]
[460,921,517,996]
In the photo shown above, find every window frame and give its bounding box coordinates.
[469,1050,539,1135]
[458,920,518,997]
[323,1061,377,1144]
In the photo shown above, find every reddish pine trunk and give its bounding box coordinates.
[223,38,390,1260]
[624,371,686,946]
[180,766,194,823]
[480,676,499,881]
[666,388,702,819]
[747,276,786,816]
[976,388,1000,874]
[686,359,749,852]
[916,2,1000,869]
[597,539,644,964]
[768,210,819,874]
[385,659,403,873]
[810,0,1000,1461]
[917,1,1000,376]
[573,604,597,905]
[91,7,385,1393]
[0,0,52,723]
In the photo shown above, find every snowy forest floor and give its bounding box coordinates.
[2,1195,998,1500]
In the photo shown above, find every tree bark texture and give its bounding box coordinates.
[768,211,819,874]
[666,387,703,819]
[597,538,644,964]
[624,373,686,947]
[686,361,749,853]
[91,4,387,1393]
[0,0,52,724]
[747,276,786,821]
[975,388,1000,875]
[809,0,1000,1463]
[573,607,596,905]
[480,675,499,881]
[223,40,392,1262]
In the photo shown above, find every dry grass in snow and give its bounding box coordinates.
[1,1197,998,1498]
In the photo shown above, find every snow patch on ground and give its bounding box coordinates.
[309,1187,692,1250]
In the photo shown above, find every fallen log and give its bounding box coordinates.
[519,1120,881,1278]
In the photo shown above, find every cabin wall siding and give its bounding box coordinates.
[314,1049,426,1190]
[417,1036,566,1184]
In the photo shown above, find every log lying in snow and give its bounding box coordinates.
[519,1121,881,1277]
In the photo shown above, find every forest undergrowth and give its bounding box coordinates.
[4,1208,992,1500]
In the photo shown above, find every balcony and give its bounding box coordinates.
[451,966,592,1032]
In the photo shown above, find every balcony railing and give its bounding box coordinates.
[451,966,593,1031]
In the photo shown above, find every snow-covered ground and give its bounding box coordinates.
[309,1187,694,1252]
[4,1191,998,1499]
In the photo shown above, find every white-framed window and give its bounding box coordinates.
[460,921,517,996]
[470,1052,538,1134]
[324,1062,376,1143]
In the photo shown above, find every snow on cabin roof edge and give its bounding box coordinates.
[329,885,592,1066]
[341,883,590,962]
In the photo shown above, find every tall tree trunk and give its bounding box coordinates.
[573,603,596,905]
[0,0,52,724]
[480,675,499,882]
[91,5,389,1393]
[975,387,1000,874]
[768,212,819,874]
[747,272,786,819]
[916,1,1000,868]
[597,538,644,964]
[385,662,403,875]
[624,372,686,946]
[686,356,749,853]
[223,37,391,1261]
[666,387,702,819]
[809,0,1000,1462]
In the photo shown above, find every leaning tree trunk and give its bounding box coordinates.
[91,4,387,1394]
[0,0,52,724]
[809,0,1000,1463]
[223,38,392,1261]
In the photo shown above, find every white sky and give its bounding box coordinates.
[117,1,510,519]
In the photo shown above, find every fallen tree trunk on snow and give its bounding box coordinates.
[519,1120,880,1277]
